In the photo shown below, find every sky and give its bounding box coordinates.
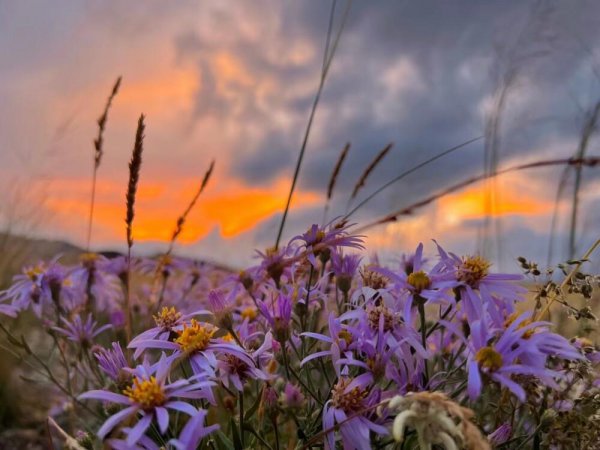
[1,0,599,269]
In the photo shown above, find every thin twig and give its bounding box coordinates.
[274,0,351,249]
[167,160,214,255]
[86,76,122,251]
[356,157,599,233]
[344,136,483,220]
[537,237,600,320]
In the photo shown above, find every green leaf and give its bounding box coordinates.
[214,430,235,450]
[244,393,261,421]
[230,417,243,450]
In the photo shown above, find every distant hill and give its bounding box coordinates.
[0,233,84,286]
[0,233,234,288]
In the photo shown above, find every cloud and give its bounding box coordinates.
[1,0,599,268]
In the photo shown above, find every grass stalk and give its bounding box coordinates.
[274,0,351,249]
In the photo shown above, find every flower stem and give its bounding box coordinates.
[239,392,244,448]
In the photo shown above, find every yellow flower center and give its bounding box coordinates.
[504,313,536,339]
[153,306,182,329]
[174,319,216,354]
[123,376,165,410]
[337,329,353,346]
[475,346,503,371]
[331,378,367,412]
[25,266,44,280]
[457,255,491,287]
[240,307,257,321]
[80,252,99,263]
[312,229,326,244]
[406,270,431,292]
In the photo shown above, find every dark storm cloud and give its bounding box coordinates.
[175,0,600,207]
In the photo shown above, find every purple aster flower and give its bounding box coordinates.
[128,306,210,358]
[434,242,526,325]
[280,383,305,409]
[168,408,219,450]
[79,354,216,446]
[0,299,18,317]
[1,262,47,316]
[207,290,234,330]
[375,243,458,324]
[257,293,292,343]
[290,221,364,268]
[301,313,357,373]
[106,430,159,450]
[138,254,189,278]
[253,245,291,286]
[128,318,254,376]
[488,422,512,445]
[216,332,272,391]
[94,342,131,385]
[331,251,362,294]
[323,373,387,450]
[70,253,123,313]
[53,314,112,348]
[443,312,578,402]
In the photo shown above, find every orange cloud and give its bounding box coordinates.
[437,183,551,225]
[44,176,321,245]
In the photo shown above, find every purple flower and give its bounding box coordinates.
[168,409,219,449]
[434,242,526,325]
[258,294,292,342]
[323,373,387,450]
[443,312,580,402]
[376,243,457,324]
[253,245,290,286]
[280,383,305,409]
[79,354,215,446]
[216,332,272,391]
[1,263,46,316]
[331,251,362,294]
[129,306,210,358]
[488,422,512,445]
[71,253,123,313]
[0,300,18,318]
[94,342,130,384]
[301,313,355,373]
[207,290,234,330]
[291,222,364,268]
[53,314,112,348]
[128,319,254,376]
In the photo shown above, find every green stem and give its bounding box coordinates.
[239,392,244,448]
[416,296,429,384]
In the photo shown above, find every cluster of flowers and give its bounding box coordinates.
[0,221,598,449]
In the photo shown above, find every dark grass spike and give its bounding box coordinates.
[349,142,393,202]
[124,113,145,347]
[274,0,351,250]
[126,114,145,250]
[355,157,600,233]
[568,100,600,259]
[322,142,350,225]
[344,136,483,220]
[327,143,350,200]
[167,160,215,255]
[546,167,571,267]
[86,76,122,251]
